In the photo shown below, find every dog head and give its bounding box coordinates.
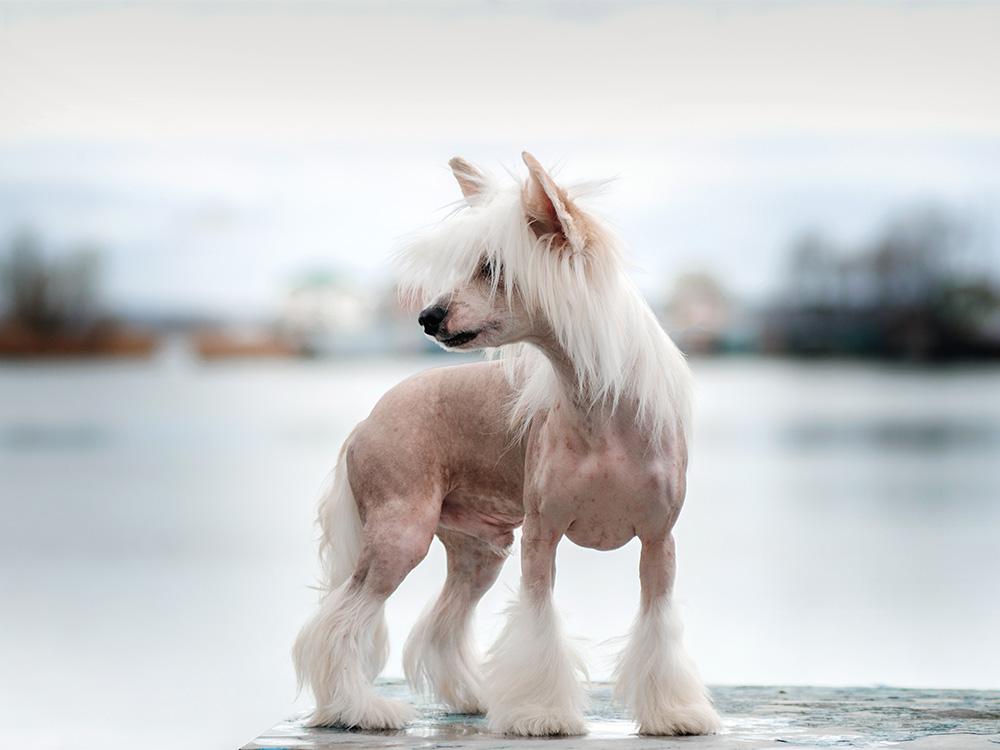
[405,152,611,352]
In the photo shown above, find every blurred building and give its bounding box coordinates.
[277,271,375,356]
[663,271,757,355]
[277,271,433,357]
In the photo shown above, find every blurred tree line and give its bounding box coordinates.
[0,232,101,333]
[0,231,155,357]
[765,209,1000,361]
[4,209,998,361]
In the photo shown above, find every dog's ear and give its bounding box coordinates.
[449,157,488,205]
[521,151,587,254]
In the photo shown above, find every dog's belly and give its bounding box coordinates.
[565,513,635,551]
[438,491,524,550]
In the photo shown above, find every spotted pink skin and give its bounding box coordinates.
[342,333,687,609]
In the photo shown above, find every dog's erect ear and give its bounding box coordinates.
[449,157,488,205]
[521,151,587,254]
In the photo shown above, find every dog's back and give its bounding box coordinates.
[346,359,526,550]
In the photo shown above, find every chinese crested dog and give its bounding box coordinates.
[293,152,720,737]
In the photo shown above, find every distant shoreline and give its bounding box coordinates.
[0,328,158,358]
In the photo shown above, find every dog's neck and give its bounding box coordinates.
[526,330,630,441]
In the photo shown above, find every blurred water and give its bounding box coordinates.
[1,355,998,750]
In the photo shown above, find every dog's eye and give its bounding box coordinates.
[478,257,502,281]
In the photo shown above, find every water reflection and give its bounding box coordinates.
[0,422,109,450]
[780,418,1000,450]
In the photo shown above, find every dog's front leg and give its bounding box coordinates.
[613,533,721,735]
[482,513,588,736]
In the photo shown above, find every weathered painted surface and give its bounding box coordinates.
[242,682,1000,749]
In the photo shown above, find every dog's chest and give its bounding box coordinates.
[527,424,679,550]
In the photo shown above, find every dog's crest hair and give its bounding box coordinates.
[396,154,692,446]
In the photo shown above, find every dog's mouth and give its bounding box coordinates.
[437,330,480,348]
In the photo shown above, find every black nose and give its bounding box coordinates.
[418,305,447,336]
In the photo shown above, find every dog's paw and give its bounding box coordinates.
[355,696,419,730]
[307,696,417,731]
[443,696,487,716]
[488,709,587,736]
[636,700,721,736]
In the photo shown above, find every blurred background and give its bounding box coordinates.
[1,1,999,748]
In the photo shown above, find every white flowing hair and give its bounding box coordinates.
[396,160,693,447]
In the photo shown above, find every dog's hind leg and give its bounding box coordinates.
[293,447,440,730]
[613,533,721,736]
[403,529,509,714]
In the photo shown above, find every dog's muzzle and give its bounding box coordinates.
[418,304,447,336]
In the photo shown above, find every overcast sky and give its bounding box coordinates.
[2,1,998,316]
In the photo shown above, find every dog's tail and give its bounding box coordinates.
[293,434,380,703]
[315,438,363,593]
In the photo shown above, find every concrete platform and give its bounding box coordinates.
[242,682,1000,749]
